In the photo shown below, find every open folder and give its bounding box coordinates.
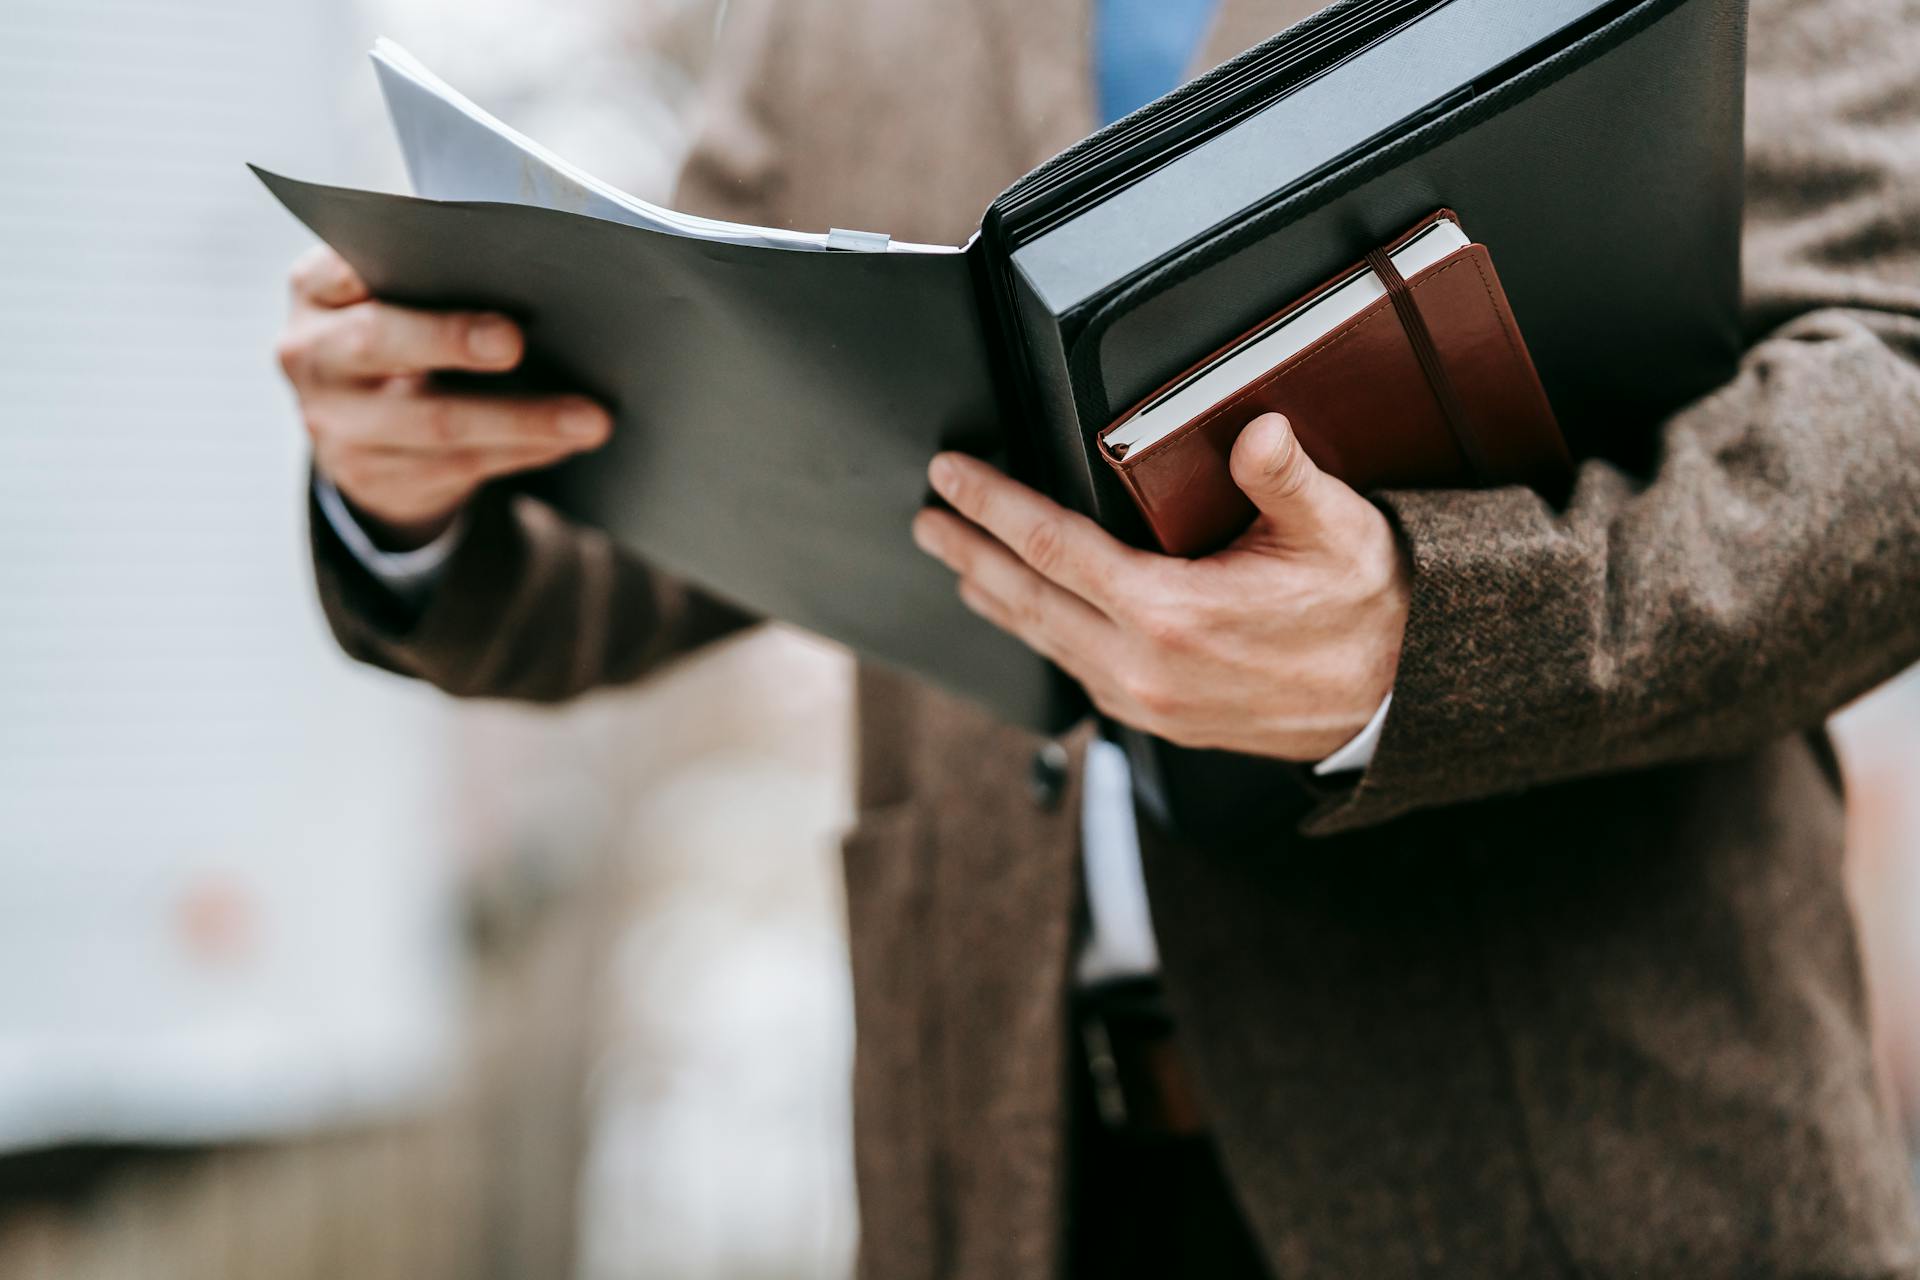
[257,0,1747,737]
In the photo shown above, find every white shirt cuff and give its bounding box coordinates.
[1313,692,1391,777]
[1076,737,1162,985]
[314,473,464,610]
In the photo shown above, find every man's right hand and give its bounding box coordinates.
[275,245,612,549]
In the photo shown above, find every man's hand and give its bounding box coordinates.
[912,413,1409,762]
[275,245,612,548]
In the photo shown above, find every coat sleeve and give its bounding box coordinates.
[312,484,756,703]
[307,1,804,704]
[1307,0,1920,835]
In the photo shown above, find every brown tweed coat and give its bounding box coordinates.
[309,0,1920,1274]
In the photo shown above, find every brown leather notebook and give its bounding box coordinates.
[1099,210,1571,557]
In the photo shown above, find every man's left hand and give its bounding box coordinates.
[912,413,1409,762]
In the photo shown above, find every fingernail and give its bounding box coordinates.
[469,317,518,363]
[561,406,607,440]
[928,454,960,497]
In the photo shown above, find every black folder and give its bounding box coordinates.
[258,0,1747,748]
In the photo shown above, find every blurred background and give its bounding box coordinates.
[0,0,1915,1276]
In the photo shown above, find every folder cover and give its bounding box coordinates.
[256,0,1748,754]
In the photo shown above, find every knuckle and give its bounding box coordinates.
[1084,682,1126,723]
[1020,519,1066,575]
[1266,430,1313,500]
[288,246,329,298]
[274,331,310,382]
[341,307,383,366]
[1135,680,1185,722]
[1124,674,1162,715]
[293,247,361,305]
[441,312,478,362]
[1117,666,1163,714]
[1133,599,1193,651]
[443,447,488,478]
[420,397,460,447]
[1008,581,1047,633]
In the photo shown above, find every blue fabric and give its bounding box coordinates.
[1094,0,1222,125]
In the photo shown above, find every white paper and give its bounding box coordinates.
[372,38,959,255]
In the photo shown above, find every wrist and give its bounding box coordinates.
[361,507,462,552]
[321,476,465,551]
[313,473,467,614]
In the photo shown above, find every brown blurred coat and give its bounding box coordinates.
[310,0,1920,1274]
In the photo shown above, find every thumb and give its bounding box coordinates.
[1228,413,1341,543]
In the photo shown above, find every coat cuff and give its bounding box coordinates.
[312,473,466,613]
[1298,482,1573,836]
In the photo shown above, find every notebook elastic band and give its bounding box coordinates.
[1365,247,1492,481]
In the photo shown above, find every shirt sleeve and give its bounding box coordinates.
[313,473,466,613]
[1313,692,1390,777]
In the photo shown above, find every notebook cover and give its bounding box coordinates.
[1100,222,1570,556]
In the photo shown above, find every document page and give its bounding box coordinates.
[371,39,959,255]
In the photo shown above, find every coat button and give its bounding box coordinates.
[1030,741,1070,811]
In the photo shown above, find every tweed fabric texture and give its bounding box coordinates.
[309,0,1920,1273]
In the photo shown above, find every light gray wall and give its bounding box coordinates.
[0,0,457,1147]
